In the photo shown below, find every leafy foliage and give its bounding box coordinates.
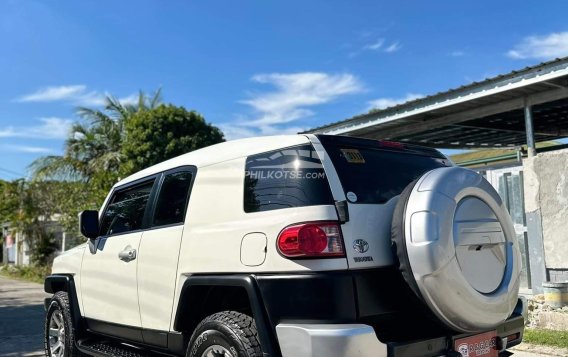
[0,264,52,284]
[122,104,225,173]
[0,182,93,266]
[30,89,163,197]
[0,88,226,262]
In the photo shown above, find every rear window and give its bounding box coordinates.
[319,137,450,204]
[244,144,333,213]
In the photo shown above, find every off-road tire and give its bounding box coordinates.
[44,291,81,357]
[186,311,262,357]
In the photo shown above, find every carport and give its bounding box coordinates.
[307,57,568,156]
[306,57,568,293]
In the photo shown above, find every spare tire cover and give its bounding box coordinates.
[391,166,522,333]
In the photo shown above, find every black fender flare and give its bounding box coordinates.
[174,274,278,357]
[44,274,72,294]
[44,274,85,340]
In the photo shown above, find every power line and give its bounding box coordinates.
[0,167,24,179]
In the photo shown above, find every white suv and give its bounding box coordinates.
[44,134,525,357]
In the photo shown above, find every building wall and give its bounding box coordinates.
[524,148,568,283]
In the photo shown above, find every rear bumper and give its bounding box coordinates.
[276,324,387,357]
[275,313,524,357]
[254,269,525,357]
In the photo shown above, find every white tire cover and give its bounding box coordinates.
[397,167,521,332]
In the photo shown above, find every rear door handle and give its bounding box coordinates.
[118,246,137,262]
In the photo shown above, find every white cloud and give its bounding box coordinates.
[241,72,363,127]
[384,42,402,53]
[0,117,72,139]
[450,50,466,57]
[17,85,87,102]
[16,85,138,106]
[4,145,53,153]
[75,91,107,106]
[356,38,401,56]
[218,124,257,140]
[367,93,424,111]
[507,32,568,60]
[117,93,140,106]
[220,72,363,140]
[220,123,306,140]
[364,38,385,51]
[76,92,139,106]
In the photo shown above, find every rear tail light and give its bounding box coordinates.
[378,140,405,149]
[277,221,345,258]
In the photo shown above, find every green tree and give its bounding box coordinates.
[31,89,163,185]
[0,180,68,265]
[24,88,225,256]
[24,90,163,254]
[31,89,163,203]
[0,180,21,223]
[122,104,225,174]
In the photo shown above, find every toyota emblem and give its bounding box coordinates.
[353,239,369,253]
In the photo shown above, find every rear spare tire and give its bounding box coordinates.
[391,166,521,333]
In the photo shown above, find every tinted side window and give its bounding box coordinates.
[153,171,193,227]
[100,180,155,236]
[244,144,333,213]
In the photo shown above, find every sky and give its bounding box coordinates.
[1,1,568,180]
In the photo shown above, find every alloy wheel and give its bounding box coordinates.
[48,310,66,357]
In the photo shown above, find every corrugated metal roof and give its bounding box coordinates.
[304,57,568,148]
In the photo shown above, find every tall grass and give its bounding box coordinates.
[0,264,51,284]
[523,328,568,348]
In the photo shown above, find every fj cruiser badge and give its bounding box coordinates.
[353,239,369,253]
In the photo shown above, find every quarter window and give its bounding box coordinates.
[244,144,333,213]
[153,171,194,226]
[100,180,155,236]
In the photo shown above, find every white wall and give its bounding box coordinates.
[524,148,568,274]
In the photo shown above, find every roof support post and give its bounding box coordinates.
[524,98,537,157]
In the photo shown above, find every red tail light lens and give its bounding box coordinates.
[378,140,405,149]
[277,221,345,258]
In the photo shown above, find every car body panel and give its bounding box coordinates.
[138,224,184,332]
[51,243,87,315]
[81,232,143,329]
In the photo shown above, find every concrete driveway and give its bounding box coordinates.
[0,275,562,357]
[511,349,555,356]
[510,344,568,357]
[0,276,49,356]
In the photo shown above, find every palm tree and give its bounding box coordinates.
[30,88,162,185]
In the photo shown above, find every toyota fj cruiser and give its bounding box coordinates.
[44,134,526,357]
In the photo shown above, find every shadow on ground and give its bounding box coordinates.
[0,276,48,356]
[0,304,45,356]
